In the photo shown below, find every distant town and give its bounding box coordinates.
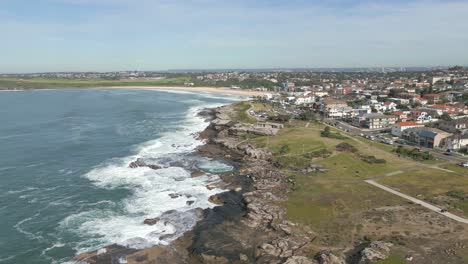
[1,66,467,155]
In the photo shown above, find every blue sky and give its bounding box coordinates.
[0,0,467,72]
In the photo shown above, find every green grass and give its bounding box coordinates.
[286,172,404,246]
[231,102,256,123]
[250,127,335,156]
[439,163,468,176]
[377,169,468,217]
[375,255,407,264]
[316,153,396,180]
[0,77,193,89]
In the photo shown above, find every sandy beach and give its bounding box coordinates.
[1,85,268,96]
[98,86,268,97]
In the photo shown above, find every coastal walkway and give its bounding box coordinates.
[365,179,468,225]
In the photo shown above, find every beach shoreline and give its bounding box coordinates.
[0,86,268,97]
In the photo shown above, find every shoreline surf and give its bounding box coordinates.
[0,86,268,97]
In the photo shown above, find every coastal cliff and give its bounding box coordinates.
[74,104,346,264]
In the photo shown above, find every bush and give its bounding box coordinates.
[335,142,358,153]
[268,114,291,123]
[303,149,332,159]
[394,146,435,161]
[320,127,347,139]
[446,190,466,200]
[279,144,290,155]
[359,155,387,164]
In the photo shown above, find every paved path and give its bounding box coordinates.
[365,179,468,224]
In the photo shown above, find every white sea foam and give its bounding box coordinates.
[6,187,38,194]
[61,102,230,254]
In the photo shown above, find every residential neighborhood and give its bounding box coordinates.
[252,66,468,155]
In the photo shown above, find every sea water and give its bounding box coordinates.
[0,89,240,263]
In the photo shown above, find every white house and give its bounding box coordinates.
[295,95,315,105]
[391,122,425,137]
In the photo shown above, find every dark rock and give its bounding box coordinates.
[143,217,160,226]
[208,194,224,205]
[169,193,182,199]
[128,158,161,170]
[186,201,195,206]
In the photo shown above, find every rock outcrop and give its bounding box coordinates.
[359,241,393,264]
[315,251,346,264]
[143,217,160,226]
[128,158,161,170]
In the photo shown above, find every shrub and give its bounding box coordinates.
[303,149,332,159]
[320,127,347,139]
[359,155,387,164]
[279,144,290,155]
[268,114,291,123]
[335,142,358,153]
[446,190,466,200]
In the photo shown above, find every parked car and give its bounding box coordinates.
[459,162,468,168]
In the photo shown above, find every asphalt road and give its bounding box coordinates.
[323,119,467,164]
[365,180,468,225]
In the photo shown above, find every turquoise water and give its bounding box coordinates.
[0,89,238,263]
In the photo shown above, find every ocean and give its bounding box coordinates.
[0,89,240,263]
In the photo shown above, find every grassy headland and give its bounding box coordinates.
[234,102,468,262]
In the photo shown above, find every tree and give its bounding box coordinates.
[321,126,331,137]
[439,112,453,121]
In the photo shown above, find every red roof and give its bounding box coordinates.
[429,104,449,109]
[395,122,423,127]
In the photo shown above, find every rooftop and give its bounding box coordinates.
[394,122,424,127]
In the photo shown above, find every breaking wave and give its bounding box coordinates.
[59,103,229,254]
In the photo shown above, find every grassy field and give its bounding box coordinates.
[243,119,467,256]
[377,169,468,217]
[0,76,193,89]
[243,122,409,247]
[230,102,256,123]
[439,163,468,176]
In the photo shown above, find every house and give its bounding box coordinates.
[423,94,441,103]
[431,76,452,84]
[295,95,315,105]
[320,98,348,118]
[391,122,425,137]
[383,101,397,112]
[426,104,467,116]
[415,107,442,118]
[402,127,452,149]
[409,110,433,123]
[441,133,468,150]
[438,117,468,133]
[281,82,296,91]
[353,113,398,129]
[326,106,355,119]
[392,111,409,122]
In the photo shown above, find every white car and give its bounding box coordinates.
[460,162,468,168]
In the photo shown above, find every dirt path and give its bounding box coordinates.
[365,179,468,224]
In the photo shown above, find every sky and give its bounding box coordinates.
[0,0,467,73]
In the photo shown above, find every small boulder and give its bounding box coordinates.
[209,194,224,205]
[285,256,317,264]
[315,251,345,264]
[169,193,182,199]
[143,217,160,226]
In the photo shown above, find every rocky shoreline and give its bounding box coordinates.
[74,104,389,264]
